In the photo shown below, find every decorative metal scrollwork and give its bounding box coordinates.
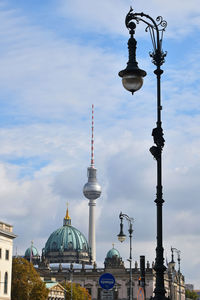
[156,16,167,31]
[125,7,167,67]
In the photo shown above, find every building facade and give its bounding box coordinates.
[37,246,185,300]
[0,221,16,300]
[45,281,66,300]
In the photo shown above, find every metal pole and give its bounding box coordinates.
[117,213,134,300]
[129,223,133,300]
[178,254,181,300]
[64,277,67,300]
[172,248,181,300]
[153,63,166,300]
[69,264,73,300]
[140,255,146,299]
[71,271,73,300]
[170,269,174,300]
[118,9,168,300]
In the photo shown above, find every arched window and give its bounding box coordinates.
[4,272,8,294]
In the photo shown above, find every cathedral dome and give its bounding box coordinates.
[45,225,88,253]
[106,247,121,259]
[43,208,91,265]
[25,245,39,258]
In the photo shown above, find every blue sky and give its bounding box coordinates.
[1,0,200,289]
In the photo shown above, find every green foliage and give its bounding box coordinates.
[61,281,91,300]
[186,289,199,300]
[11,257,49,300]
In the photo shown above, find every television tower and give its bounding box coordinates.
[83,105,101,264]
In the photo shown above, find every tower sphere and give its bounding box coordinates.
[83,167,101,200]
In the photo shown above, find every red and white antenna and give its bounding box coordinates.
[91,104,94,167]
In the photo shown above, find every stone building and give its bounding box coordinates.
[37,245,185,300]
[45,281,66,300]
[21,206,185,300]
[0,221,16,300]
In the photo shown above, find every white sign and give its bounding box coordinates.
[101,289,113,300]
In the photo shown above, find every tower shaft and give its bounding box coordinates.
[88,199,96,263]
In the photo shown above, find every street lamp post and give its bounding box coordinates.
[172,248,181,300]
[69,263,73,300]
[119,7,168,300]
[117,212,134,300]
[168,247,176,300]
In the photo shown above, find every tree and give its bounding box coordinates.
[62,281,92,300]
[186,289,199,300]
[11,257,49,300]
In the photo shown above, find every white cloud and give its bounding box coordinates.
[58,0,200,39]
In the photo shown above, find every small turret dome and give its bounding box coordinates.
[25,245,39,258]
[104,245,124,269]
[106,247,121,259]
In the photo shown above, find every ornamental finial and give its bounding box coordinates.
[65,202,71,220]
[63,202,71,226]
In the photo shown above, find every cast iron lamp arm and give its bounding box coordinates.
[120,212,134,225]
[125,8,167,67]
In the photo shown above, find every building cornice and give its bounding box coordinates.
[0,229,17,239]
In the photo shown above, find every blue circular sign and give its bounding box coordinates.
[99,273,115,290]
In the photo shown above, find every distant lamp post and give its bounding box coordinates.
[69,263,73,300]
[168,247,176,300]
[172,248,181,300]
[119,7,167,300]
[118,212,134,300]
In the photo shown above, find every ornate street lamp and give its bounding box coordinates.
[118,212,134,300]
[119,7,167,300]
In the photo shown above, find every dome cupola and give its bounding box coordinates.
[104,245,125,269]
[24,241,40,265]
[106,247,121,259]
[25,244,39,258]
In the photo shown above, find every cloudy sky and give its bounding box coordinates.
[1,0,200,289]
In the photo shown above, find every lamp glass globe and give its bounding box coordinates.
[118,234,126,243]
[122,73,143,93]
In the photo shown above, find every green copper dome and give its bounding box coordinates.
[43,208,91,264]
[104,246,124,269]
[44,225,89,253]
[106,248,121,259]
[25,245,39,258]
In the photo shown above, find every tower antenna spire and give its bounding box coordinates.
[91,104,94,167]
